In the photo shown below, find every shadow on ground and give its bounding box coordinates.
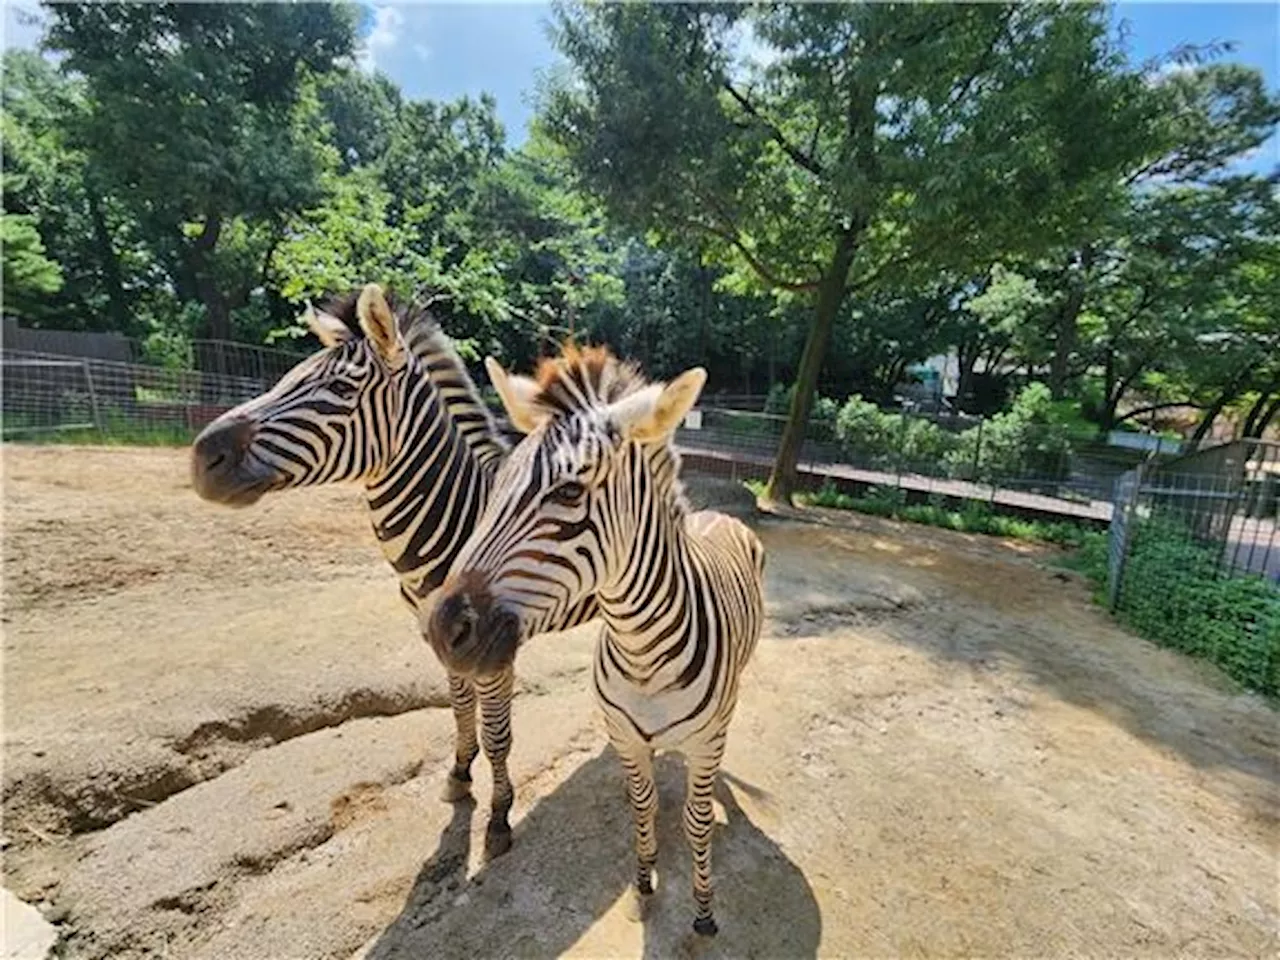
[367,749,821,959]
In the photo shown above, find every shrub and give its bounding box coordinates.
[1116,518,1280,696]
[789,479,1092,547]
[834,395,897,464]
[946,382,1072,482]
[764,382,838,441]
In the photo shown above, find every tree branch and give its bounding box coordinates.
[945,6,1017,111]
[1114,401,1209,425]
[722,81,826,177]
[685,217,822,293]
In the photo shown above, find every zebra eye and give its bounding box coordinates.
[329,380,358,400]
[547,481,586,506]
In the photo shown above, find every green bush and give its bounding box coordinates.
[764,382,838,441]
[788,479,1091,546]
[946,382,1072,482]
[834,394,959,469]
[834,395,898,464]
[1116,518,1280,696]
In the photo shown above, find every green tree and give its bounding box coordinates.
[43,1,357,339]
[1,214,63,317]
[543,1,1160,499]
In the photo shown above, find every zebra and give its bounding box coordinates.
[189,283,595,859]
[426,343,765,937]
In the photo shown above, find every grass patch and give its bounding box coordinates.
[2,414,196,447]
[750,478,1092,547]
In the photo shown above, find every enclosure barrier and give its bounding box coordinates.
[4,344,1249,539]
[1107,439,1280,600]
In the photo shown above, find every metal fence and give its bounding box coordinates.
[1,349,278,438]
[2,318,310,381]
[1107,439,1280,606]
[3,346,1153,529]
[673,405,1146,524]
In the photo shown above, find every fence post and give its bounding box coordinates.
[81,359,104,436]
[971,416,985,481]
[1107,462,1144,612]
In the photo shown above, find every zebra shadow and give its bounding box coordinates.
[366,747,821,959]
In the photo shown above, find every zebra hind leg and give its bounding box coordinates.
[618,741,658,922]
[477,666,516,859]
[683,740,726,937]
[441,673,479,802]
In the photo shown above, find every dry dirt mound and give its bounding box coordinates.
[3,446,1276,959]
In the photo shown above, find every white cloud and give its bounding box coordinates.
[358,5,405,74]
[412,42,430,63]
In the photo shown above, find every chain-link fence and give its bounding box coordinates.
[4,345,1152,529]
[673,405,1144,523]
[1107,440,1280,602]
[1,349,279,441]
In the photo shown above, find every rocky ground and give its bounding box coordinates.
[3,445,1276,959]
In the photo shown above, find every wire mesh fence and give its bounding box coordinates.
[1107,439,1280,611]
[674,405,1143,523]
[1,349,280,441]
[11,342,1261,553]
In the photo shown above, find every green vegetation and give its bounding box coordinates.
[1,411,196,446]
[1083,519,1278,698]
[745,479,1092,547]
[2,3,1277,493]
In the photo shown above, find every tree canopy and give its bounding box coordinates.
[3,1,1277,476]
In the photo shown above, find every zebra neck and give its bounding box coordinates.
[364,373,499,608]
[597,507,695,649]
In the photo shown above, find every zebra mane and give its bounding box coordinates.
[529,342,647,418]
[532,342,691,516]
[318,289,509,464]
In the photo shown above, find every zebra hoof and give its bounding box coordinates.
[440,774,472,803]
[692,916,719,938]
[483,822,512,860]
[624,886,652,923]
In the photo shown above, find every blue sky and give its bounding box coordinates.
[3,1,1276,169]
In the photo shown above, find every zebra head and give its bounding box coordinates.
[425,344,705,677]
[191,283,416,506]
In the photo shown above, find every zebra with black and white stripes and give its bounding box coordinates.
[190,283,595,858]
[427,343,765,937]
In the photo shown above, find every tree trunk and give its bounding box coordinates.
[1241,374,1280,438]
[1250,395,1280,440]
[1189,391,1236,450]
[764,229,858,502]
[182,212,229,340]
[1048,246,1093,400]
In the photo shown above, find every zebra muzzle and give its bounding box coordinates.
[426,577,522,677]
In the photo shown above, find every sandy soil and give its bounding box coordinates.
[2,445,1277,959]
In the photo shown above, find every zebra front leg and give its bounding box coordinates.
[616,738,658,922]
[477,666,516,859]
[683,738,726,937]
[441,673,479,802]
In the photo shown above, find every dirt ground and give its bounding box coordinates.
[3,445,1277,960]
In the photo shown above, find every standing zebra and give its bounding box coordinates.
[190,283,595,858]
[427,344,765,937]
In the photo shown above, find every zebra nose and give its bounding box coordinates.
[193,416,255,476]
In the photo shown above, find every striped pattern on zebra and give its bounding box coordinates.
[428,343,765,937]
[189,283,595,858]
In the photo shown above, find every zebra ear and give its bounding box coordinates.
[357,283,403,364]
[623,367,707,443]
[304,301,352,349]
[485,357,546,434]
